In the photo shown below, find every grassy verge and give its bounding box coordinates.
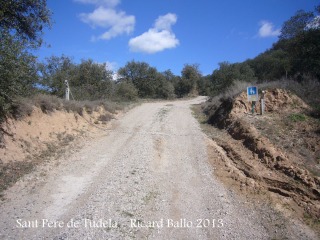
[8,94,133,120]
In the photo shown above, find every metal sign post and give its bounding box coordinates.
[251,101,256,114]
[260,90,265,115]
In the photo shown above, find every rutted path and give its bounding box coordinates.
[0,97,317,239]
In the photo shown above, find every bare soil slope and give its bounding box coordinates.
[204,89,320,225]
[0,97,318,239]
[0,105,119,192]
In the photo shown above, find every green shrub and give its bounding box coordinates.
[115,82,138,101]
[289,113,307,122]
[310,104,320,119]
[93,100,118,113]
[0,97,10,122]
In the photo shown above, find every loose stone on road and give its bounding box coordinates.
[0,97,317,239]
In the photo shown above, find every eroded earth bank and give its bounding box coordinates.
[0,97,318,239]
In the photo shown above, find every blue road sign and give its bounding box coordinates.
[247,86,258,101]
[247,86,257,95]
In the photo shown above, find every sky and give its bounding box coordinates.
[38,0,319,76]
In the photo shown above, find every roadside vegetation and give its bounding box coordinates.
[1,1,319,123]
[0,0,319,207]
[9,94,126,119]
[190,5,320,231]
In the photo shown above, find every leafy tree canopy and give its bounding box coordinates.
[0,0,51,47]
[0,0,51,119]
[38,56,114,100]
[280,5,319,40]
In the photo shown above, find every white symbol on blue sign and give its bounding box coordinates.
[248,87,257,95]
[247,86,259,102]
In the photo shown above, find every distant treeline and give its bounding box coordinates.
[37,57,201,101]
[0,1,319,120]
[199,5,320,96]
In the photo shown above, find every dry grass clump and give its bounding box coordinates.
[0,95,129,195]
[212,78,320,105]
[9,99,34,120]
[5,94,126,120]
[98,113,114,122]
[258,78,320,106]
[0,160,35,195]
[63,100,84,115]
[32,94,63,113]
[98,100,122,113]
[8,94,63,120]
[203,79,320,118]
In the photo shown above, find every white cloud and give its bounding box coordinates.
[129,29,179,54]
[306,16,320,30]
[154,13,177,30]
[105,61,119,80]
[105,61,117,71]
[258,21,280,38]
[74,0,120,7]
[129,13,179,54]
[80,7,135,40]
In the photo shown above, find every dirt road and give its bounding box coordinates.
[0,97,317,239]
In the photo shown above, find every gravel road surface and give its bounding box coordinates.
[0,97,317,239]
